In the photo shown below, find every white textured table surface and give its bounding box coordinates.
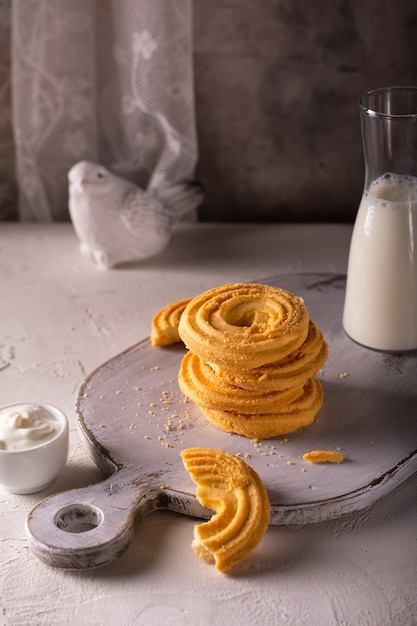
[0,222,416,626]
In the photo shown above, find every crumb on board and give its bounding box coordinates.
[339,372,349,379]
[303,450,345,464]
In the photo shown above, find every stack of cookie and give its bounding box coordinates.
[152,283,328,439]
[177,283,328,439]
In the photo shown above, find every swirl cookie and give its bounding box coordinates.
[212,320,328,393]
[178,352,304,413]
[151,298,191,346]
[181,447,270,573]
[178,283,309,369]
[198,377,324,439]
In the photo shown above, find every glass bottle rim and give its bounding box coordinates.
[360,86,417,119]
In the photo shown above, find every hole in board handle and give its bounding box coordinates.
[54,504,103,534]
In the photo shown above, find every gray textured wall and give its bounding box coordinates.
[193,0,417,222]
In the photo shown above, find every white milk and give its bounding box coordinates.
[343,173,417,351]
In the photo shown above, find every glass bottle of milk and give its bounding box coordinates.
[343,86,417,351]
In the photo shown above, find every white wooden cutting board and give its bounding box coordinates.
[26,274,417,569]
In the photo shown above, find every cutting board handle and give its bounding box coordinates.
[26,468,163,569]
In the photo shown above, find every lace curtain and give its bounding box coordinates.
[0,0,199,221]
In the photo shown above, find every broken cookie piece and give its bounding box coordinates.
[181,447,270,573]
[150,298,191,346]
[303,449,345,464]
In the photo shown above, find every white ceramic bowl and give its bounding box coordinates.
[0,403,69,494]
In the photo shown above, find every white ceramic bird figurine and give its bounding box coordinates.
[68,161,203,269]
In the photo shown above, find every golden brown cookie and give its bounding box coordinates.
[212,320,328,392]
[178,283,309,369]
[181,447,270,573]
[198,378,324,439]
[150,298,191,346]
[178,351,304,414]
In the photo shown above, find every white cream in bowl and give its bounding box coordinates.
[0,403,69,494]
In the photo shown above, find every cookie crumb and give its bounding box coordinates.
[303,450,345,464]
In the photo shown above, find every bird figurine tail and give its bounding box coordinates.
[156,181,204,222]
